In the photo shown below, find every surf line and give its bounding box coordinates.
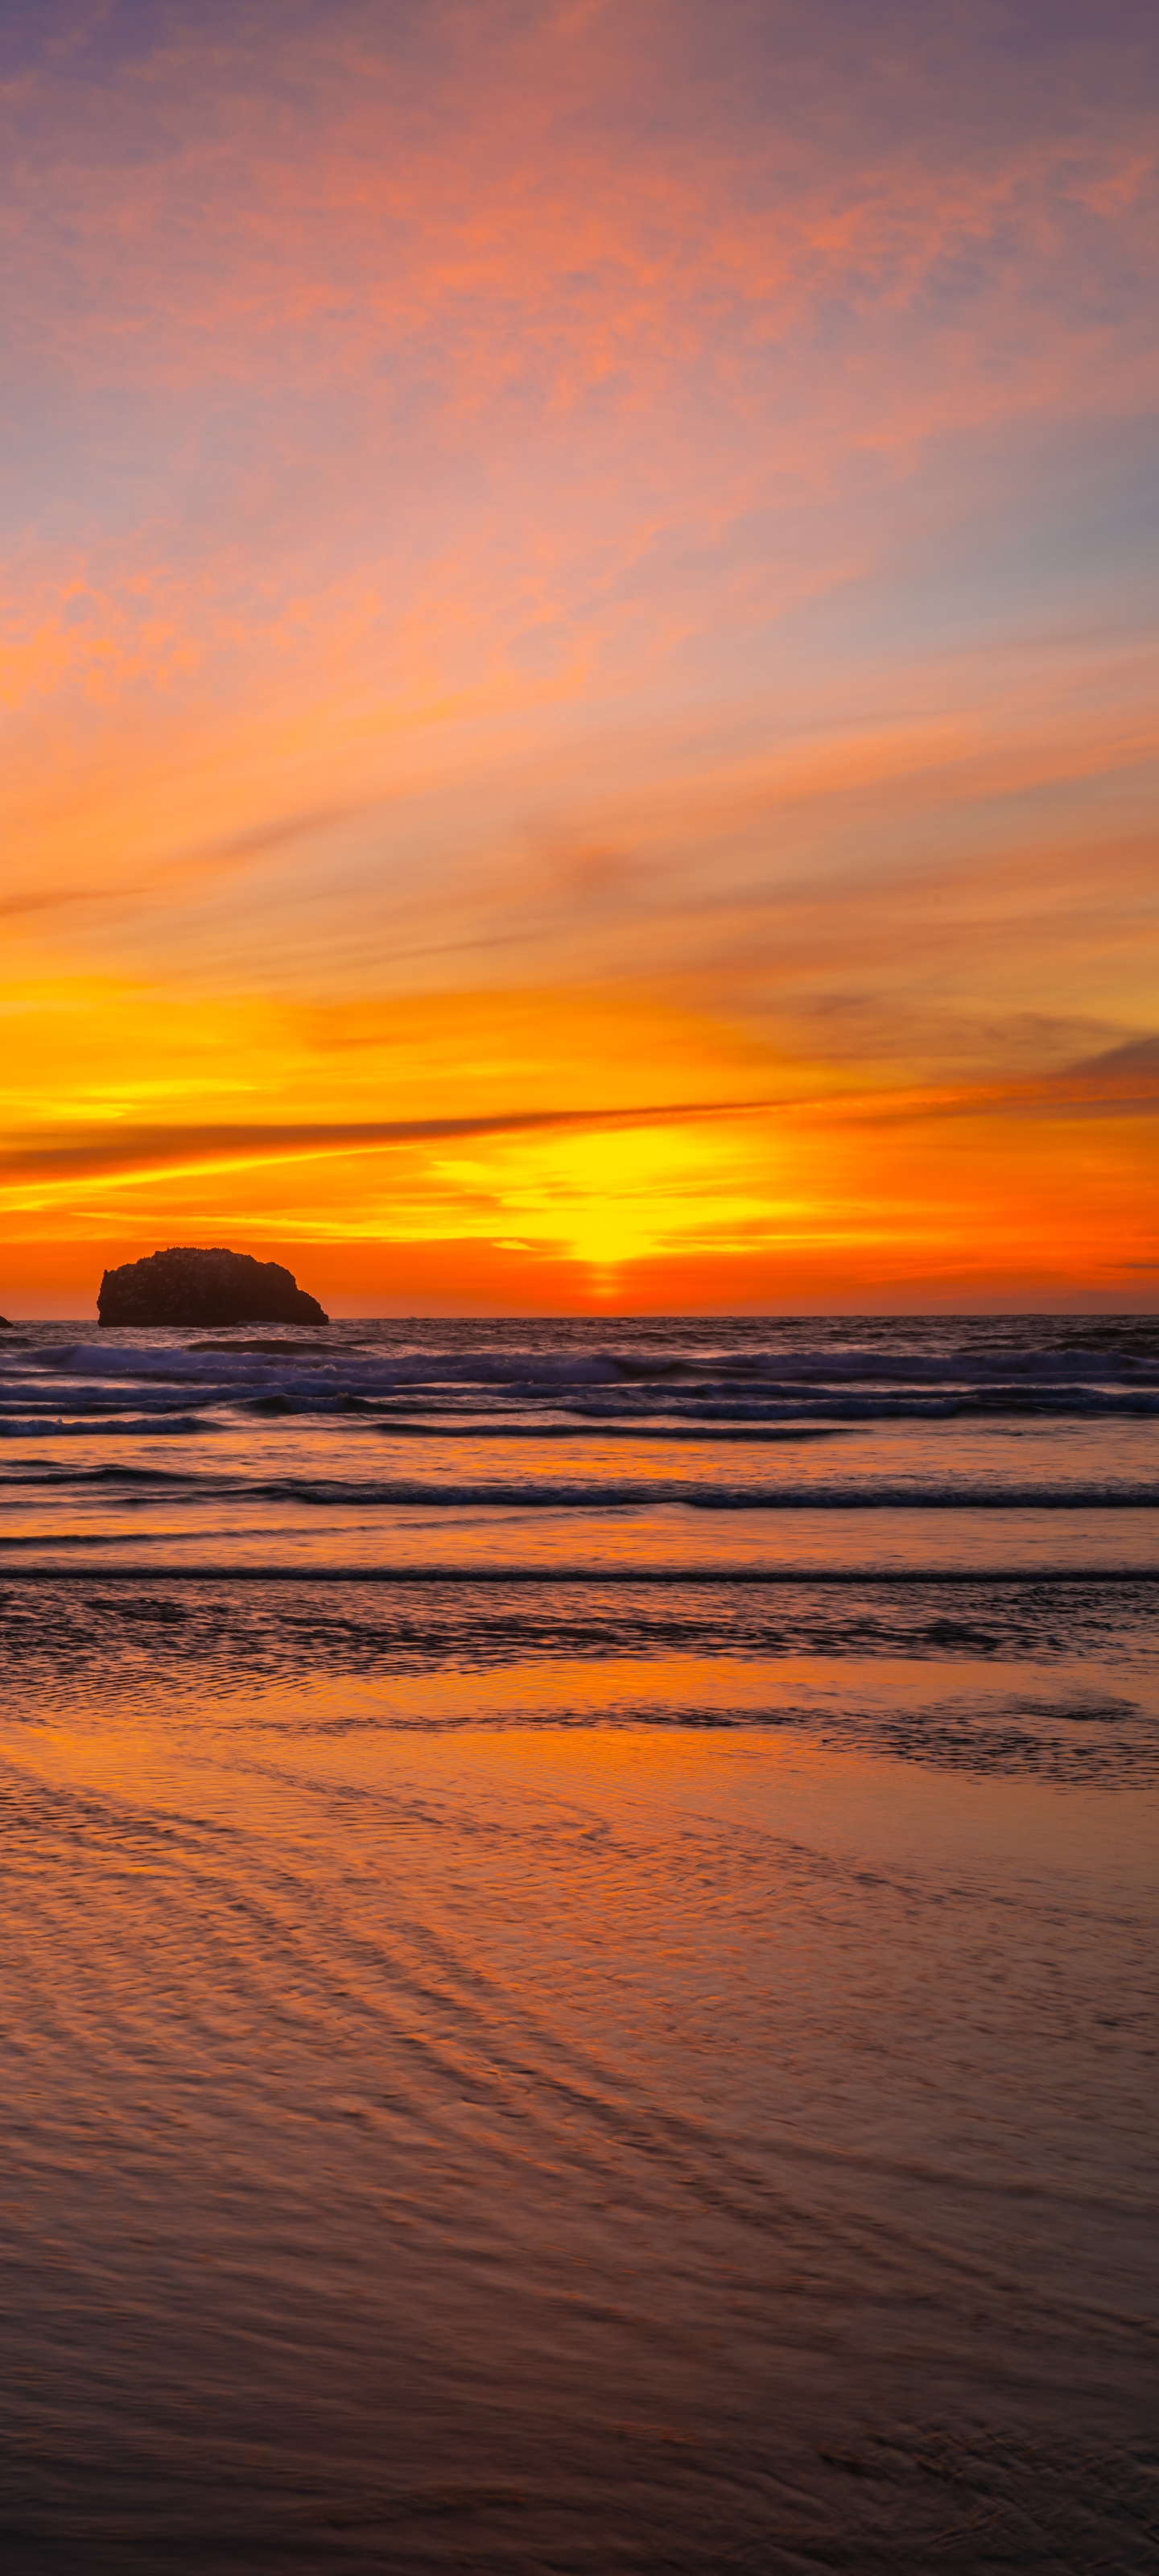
[0,1565,1156,1586]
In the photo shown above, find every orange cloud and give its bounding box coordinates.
[2,973,1154,1313]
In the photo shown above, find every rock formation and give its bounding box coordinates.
[98,1247,328,1327]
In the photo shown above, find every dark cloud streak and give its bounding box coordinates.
[0,1097,781,1181]
[6,1053,1157,1189]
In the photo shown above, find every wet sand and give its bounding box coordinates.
[2,1637,1155,2572]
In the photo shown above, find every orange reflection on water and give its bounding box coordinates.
[2,1595,1155,2567]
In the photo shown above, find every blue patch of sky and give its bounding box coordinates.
[765,416,1159,666]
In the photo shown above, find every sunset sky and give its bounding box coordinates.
[2,0,1157,1314]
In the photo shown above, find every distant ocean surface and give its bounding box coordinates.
[4,1311,1159,1570]
[1,1316,1156,2570]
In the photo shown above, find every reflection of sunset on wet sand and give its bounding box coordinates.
[2,1591,1156,2567]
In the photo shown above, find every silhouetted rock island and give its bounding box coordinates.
[98,1247,328,1327]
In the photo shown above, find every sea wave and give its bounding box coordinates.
[2,1462,1158,1509]
[3,1327,1158,1426]
[3,1322,1156,1542]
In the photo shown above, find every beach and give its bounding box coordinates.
[1,1318,1156,2568]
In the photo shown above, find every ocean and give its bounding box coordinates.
[1,1315,1156,2570]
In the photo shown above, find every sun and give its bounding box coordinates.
[434,1119,776,1282]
